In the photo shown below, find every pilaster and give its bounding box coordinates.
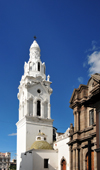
[80,148,83,170]
[74,112,77,132]
[33,101,36,117]
[26,100,29,116]
[73,149,75,170]
[77,111,79,131]
[69,147,72,170]
[41,102,44,118]
[48,103,51,118]
[76,149,78,170]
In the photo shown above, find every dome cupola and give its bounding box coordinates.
[30,132,53,150]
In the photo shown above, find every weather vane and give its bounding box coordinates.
[34,36,36,40]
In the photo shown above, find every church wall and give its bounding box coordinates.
[26,121,53,150]
[17,119,26,170]
[20,150,58,170]
[34,150,58,170]
[54,138,70,170]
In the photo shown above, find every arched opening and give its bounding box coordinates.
[38,62,40,71]
[86,151,94,170]
[61,159,66,170]
[37,100,41,116]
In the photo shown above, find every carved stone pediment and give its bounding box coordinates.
[69,89,79,105]
[69,85,88,109]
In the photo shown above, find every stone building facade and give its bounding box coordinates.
[82,73,100,170]
[68,76,97,170]
[0,152,10,170]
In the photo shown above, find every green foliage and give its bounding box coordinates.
[9,164,16,170]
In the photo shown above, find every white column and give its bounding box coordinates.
[19,106,21,120]
[33,101,37,116]
[48,103,51,118]
[22,103,24,117]
[26,100,29,116]
[41,102,44,118]
[32,100,34,116]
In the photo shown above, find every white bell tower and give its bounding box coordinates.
[16,39,53,170]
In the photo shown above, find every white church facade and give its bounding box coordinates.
[16,39,70,170]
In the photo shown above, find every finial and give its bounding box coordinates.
[47,75,50,81]
[34,36,36,40]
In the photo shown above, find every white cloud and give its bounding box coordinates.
[84,40,100,76]
[78,77,84,83]
[83,62,87,68]
[88,51,100,75]
[85,40,100,53]
[8,133,17,136]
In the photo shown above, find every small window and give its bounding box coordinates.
[37,89,41,93]
[89,109,94,126]
[44,159,49,168]
[38,62,40,71]
[37,137,41,140]
[44,137,46,141]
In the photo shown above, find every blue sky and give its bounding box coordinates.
[0,0,100,160]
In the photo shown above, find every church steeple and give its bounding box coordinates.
[23,40,46,80]
[17,40,53,120]
[17,39,53,170]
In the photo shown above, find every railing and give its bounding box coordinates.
[56,132,70,141]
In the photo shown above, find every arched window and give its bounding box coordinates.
[38,62,40,71]
[61,159,66,170]
[37,100,41,116]
[37,137,41,140]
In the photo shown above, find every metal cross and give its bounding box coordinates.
[34,36,36,40]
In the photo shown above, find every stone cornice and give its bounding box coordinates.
[95,147,100,152]
[68,129,96,145]
[69,84,88,104]
[69,124,96,136]
[26,116,54,124]
[70,95,88,109]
